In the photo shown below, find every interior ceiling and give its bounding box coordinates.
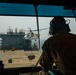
[0,0,76,17]
[0,0,76,6]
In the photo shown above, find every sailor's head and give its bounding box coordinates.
[49,16,71,35]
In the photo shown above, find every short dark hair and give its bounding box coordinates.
[49,16,71,35]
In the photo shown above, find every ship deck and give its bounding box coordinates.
[0,50,42,69]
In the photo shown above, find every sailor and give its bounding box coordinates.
[38,16,76,75]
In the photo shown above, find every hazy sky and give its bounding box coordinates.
[0,16,76,41]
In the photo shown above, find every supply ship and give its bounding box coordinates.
[0,28,32,50]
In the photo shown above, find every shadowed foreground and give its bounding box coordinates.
[0,50,42,75]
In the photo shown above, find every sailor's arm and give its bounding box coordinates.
[39,39,53,72]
